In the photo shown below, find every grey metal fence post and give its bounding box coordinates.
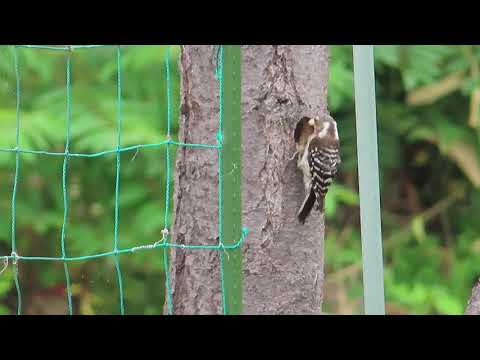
[352,45,386,315]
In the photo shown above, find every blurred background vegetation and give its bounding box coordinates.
[325,45,480,314]
[0,45,479,314]
[0,45,180,314]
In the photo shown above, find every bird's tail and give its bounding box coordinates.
[297,189,316,224]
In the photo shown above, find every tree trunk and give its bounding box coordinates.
[465,279,480,315]
[169,45,329,314]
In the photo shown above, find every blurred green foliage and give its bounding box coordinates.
[325,45,480,314]
[0,45,180,314]
[1,45,479,315]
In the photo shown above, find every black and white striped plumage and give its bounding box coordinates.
[295,115,341,224]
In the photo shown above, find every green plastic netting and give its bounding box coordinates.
[0,45,247,315]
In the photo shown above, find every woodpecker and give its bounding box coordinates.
[294,114,341,224]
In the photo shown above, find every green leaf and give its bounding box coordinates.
[411,216,426,243]
[432,288,464,314]
[0,268,14,296]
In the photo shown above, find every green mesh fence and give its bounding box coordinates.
[0,45,248,315]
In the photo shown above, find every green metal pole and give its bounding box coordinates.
[352,45,386,315]
[221,45,243,315]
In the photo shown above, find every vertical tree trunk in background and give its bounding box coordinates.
[465,279,480,315]
[169,45,330,314]
[168,45,222,314]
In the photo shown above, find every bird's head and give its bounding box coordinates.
[310,114,338,140]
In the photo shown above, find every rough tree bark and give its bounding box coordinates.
[168,45,329,314]
[465,279,480,315]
